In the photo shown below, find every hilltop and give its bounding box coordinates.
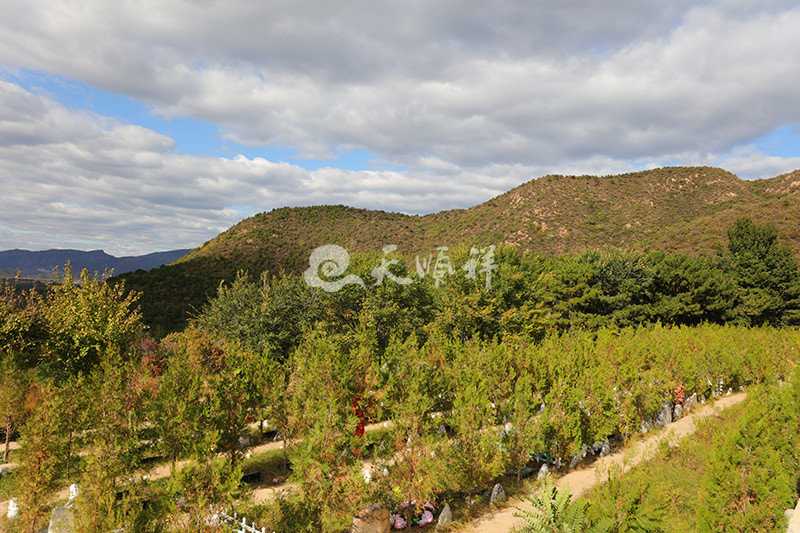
[115,166,800,335]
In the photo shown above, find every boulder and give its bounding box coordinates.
[568,454,582,470]
[537,464,549,480]
[673,403,683,420]
[639,419,653,434]
[655,401,672,429]
[490,483,507,505]
[48,505,75,533]
[683,393,697,413]
[351,502,390,533]
[436,504,453,531]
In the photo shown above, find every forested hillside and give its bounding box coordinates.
[114,166,800,336]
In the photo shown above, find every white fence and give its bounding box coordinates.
[208,506,267,533]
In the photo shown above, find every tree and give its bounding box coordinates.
[725,217,800,325]
[0,357,31,462]
[41,266,143,380]
[16,381,69,532]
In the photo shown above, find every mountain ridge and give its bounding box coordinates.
[0,248,191,278]
[115,165,800,335]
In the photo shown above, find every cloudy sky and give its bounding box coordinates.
[2,1,800,255]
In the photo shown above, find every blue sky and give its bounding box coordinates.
[1,1,799,255]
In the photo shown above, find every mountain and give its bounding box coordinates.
[0,248,191,278]
[116,166,800,336]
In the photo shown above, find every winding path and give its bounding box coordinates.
[458,392,746,533]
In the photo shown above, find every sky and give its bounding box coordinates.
[2,1,800,256]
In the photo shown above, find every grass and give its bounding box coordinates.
[578,400,747,530]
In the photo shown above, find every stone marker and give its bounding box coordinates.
[599,439,610,457]
[490,483,506,505]
[436,504,452,531]
[537,464,549,480]
[48,505,75,533]
[655,400,672,429]
[237,430,251,449]
[7,497,19,519]
[351,502,389,533]
[683,393,697,413]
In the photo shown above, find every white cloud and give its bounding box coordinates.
[0,2,800,253]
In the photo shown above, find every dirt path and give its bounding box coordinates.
[459,393,747,533]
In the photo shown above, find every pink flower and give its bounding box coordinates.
[390,514,407,529]
[418,510,434,526]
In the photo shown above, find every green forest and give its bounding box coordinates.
[1,217,800,532]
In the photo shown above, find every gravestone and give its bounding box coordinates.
[683,393,697,413]
[537,464,549,480]
[67,484,79,506]
[48,505,75,533]
[7,497,19,519]
[655,401,672,429]
[490,483,506,505]
[237,430,251,449]
[436,504,452,531]
[350,502,389,533]
[598,439,610,457]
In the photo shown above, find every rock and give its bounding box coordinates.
[599,439,610,457]
[639,419,653,434]
[537,464,549,480]
[655,401,672,429]
[683,393,697,413]
[568,454,582,470]
[351,502,390,533]
[237,430,251,449]
[7,497,19,519]
[490,483,507,505]
[699,395,706,405]
[436,504,453,530]
[726,388,732,396]
[48,505,75,533]
[673,403,683,420]
[67,484,79,507]
[0,466,9,476]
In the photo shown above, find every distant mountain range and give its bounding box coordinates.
[0,248,190,278]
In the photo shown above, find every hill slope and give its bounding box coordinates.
[117,166,800,335]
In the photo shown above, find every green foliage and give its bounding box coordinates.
[41,266,143,380]
[695,378,800,531]
[515,476,591,533]
[586,471,666,532]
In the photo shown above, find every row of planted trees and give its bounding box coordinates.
[3,215,800,530]
[5,297,797,532]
